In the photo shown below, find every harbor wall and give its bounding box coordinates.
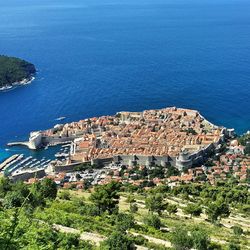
[48,162,82,173]
[42,135,76,146]
[8,135,76,150]
[11,169,46,182]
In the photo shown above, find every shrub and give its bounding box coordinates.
[115,212,135,232]
[126,195,135,203]
[129,203,138,213]
[143,214,161,229]
[166,204,178,216]
[131,235,148,246]
[191,226,210,250]
[184,204,202,217]
[228,241,240,250]
[58,190,71,200]
[208,242,222,250]
[232,226,243,236]
[170,226,193,250]
[100,231,136,250]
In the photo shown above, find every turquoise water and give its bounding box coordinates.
[0,0,250,161]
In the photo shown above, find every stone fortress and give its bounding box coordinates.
[12,107,234,171]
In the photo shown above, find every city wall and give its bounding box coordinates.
[11,169,46,182]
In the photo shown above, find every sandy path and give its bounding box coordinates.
[53,224,106,246]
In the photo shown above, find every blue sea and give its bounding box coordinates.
[0,0,250,161]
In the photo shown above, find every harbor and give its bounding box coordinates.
[0,153,51,177]
[0,143,71,180]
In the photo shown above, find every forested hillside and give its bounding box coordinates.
[0,177,249,249]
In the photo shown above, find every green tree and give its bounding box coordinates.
[171,226,193,250]
[238,134,250,146]
[39,178,58,200]
[166,165,180,178]
[143,214,161,229]
[3,191,26,208]
[232,226,243,236]
[244,142,250,155]
[129,203,138,213]
[3,182,30,209]
[206,201,230,223]
[145,194,167,215]
[57,233,93,249]
[126,195,135,204]
[90,181,120,214]
[0,177,12,198]
[184,204,202,218]
[29,178,57,208]
[101,231,135,250]
[208,242,223,250]
[166,204,178,216]
[58,190,71,200]
[228,241,241,250]
[0,209,93,250]
[191,227,210,250]
[116,213,135,232]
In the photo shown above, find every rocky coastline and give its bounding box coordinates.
[0,76,35,92]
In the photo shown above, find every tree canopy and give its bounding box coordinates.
[101,231,135,250]
[206,200,230,223]
[145,193,167,215]
[143,214,161,229]
[89,181,121,214]
[171,226,210,250]
[184,204,202,217]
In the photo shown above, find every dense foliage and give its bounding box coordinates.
[90,181,121,214]
[0,176,248,249]
[100,231,135,250]
[0,177,94,249]
[238,133,250,155]
[0,55,36,87]
[171,181,249,208]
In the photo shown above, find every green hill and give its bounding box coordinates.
[0,55,36,88]
[0,177,249,249]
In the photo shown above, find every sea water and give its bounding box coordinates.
[0,0,250,161]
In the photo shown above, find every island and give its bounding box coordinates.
[0,55,36,91]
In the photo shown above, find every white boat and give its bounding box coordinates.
[55,116,66,121]
[55,152,68,158]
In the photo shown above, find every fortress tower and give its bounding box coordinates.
[28,131,42,150]
[176,151,193,171]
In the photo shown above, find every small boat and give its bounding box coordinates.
[55,152,68,158]
[55,117,66,121]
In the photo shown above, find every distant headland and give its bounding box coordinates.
[0,55,36,91]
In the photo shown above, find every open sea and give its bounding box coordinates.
[0,0,250,161]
